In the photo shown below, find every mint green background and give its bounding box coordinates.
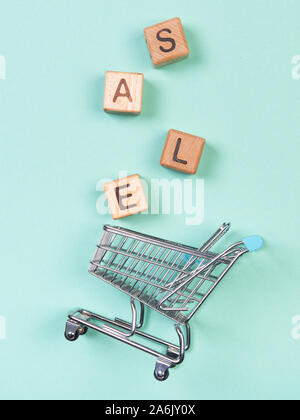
[0,0,299,400]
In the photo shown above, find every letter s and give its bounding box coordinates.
[156,29,176,53]
[291,55,300,80]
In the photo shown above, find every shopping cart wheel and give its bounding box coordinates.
[154,369,169,382]
[65,320,81,342]
[65,330,79,342]
[154,360,170,382]
[78,326,88,336]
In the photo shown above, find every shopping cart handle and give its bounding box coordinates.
[243,235,264,252]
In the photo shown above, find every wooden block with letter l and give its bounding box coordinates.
[103,71,144,114]
[160,129,206,174]
[104,174,148,220]
[144,17,190,68]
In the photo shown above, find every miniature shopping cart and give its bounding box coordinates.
[65,223,263,381]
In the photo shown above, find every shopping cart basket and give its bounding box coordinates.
[65,223,263,381]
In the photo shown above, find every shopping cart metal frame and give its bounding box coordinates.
[65,223,263,381]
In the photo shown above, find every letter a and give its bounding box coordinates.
[113,79,133,103]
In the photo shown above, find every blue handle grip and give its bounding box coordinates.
[243,235,264,252]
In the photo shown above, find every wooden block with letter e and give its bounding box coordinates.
[103,71,144,114]
[104,174,148,220]
[144,17,189,68]
[160,129,206,174]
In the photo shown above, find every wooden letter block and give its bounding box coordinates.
[103,71,144,114]
[160,130,205,174]
[144,17,189,68]
[104,174,148,220]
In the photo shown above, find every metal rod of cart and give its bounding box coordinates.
[65,223,263,381]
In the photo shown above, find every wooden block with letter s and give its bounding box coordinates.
[103,71,144,114]
[104,174,148,220]
[144,17,190,68]
[160,129,206,174]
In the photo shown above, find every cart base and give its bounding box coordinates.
[65,303,190,382]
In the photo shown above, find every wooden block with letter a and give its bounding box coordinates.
[160,129,206,174]
[103,71,144,114]
[144,17,189,68]
[104,174,148,220]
